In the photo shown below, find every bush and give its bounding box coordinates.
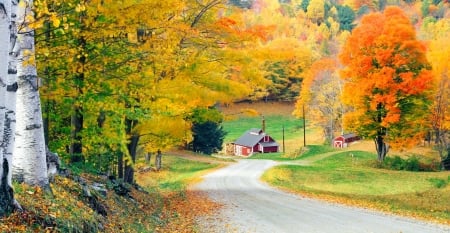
[428,178,447,189]
[382,155,432,172]
[383,156,405,170]
[404,156,420,171]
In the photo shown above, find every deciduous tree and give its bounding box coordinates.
[294,58,342,143]
[423,18,450,164]
[12,0,49,187]
[339,6,433,161]
[0,0,16,216]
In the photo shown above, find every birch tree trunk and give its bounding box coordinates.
[0,0,18,216]
[0,0,9,160]
[12,0,48,187]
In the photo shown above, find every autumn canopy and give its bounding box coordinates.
[339,6,434,161]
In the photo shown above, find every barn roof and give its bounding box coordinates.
[234,128,265,147]
[259,141,279,147]
[339,133,358,139]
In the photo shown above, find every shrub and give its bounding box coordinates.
[382,155,432,172]
[383,156,405,170]
[404,156,420,171]
[428,178,447,189]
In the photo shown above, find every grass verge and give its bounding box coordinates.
[262,151,450,224]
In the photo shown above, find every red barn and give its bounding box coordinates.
[333,133,360,148]
[233,128,279,156]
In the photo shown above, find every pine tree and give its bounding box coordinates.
[190,108,226,155]
[192,121,227,155]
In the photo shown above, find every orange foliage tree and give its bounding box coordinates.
[339,6,434,161]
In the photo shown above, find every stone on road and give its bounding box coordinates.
[193,159,450,233]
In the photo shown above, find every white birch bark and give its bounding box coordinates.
[12,0,48,187]
[0,0,10,186]
[2,0,18,188]
[0,0,21,215]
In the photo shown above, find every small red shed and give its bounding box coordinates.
[233,128,279,156]
[333,133,360,148]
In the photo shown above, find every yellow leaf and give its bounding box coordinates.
[53,18,61,28]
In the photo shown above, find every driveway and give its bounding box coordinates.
[193,159,450,233]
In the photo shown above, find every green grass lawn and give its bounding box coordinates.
[222,115,304,143]
[262,151,450,223]
[136,155,218,192]
[248,145,335,160]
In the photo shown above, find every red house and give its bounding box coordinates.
[333,133,360,148]
[233,128,279,156]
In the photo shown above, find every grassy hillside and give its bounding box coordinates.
[222,115,304,143]
[262,150,450,224]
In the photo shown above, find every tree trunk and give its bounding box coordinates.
[155,149,162,171]
[374,103,388,162]
[70,19,87,163]
[118,152,123,179]
[69,105,83,163]
[0,0,16,216]
[374,134,388,162]
[124,118,139,184]
[0,159,15,216]
[12,0,48,187]
[124,134,139,184]
[145,152,151,164]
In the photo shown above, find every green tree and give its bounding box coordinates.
[192,121,227,155]
[337,5,355,31]
[190,108,226,155]
[300,0,310,12]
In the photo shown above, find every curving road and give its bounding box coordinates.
[194,159,450,233]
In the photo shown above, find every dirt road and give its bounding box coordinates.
[193,159,450,233]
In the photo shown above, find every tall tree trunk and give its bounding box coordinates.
[374,134,388,162]
[70,105,83,163]
[124,134,139,184]
[117,152,123,179]
[70,14,86,163]
[0,0,16,216]
[145,152,151,164]
[155,149,162,171]
[374,103,388,162]
[124,118,139,184]
[12,0,48,187]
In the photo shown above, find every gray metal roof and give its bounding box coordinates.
[340,133,358,139]
[234,128,265,147]
[259,141,279,147]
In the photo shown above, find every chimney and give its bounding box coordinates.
[262,115,265,132]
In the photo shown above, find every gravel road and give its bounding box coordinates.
[193,159,450,233]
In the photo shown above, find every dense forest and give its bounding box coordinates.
[0,0,448,226]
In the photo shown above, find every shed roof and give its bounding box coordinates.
[234,128,265,147]
[259,141,279,147]
[339,133,358,139]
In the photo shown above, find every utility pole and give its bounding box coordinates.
[282,125,285,153]
[303,104,306,147]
